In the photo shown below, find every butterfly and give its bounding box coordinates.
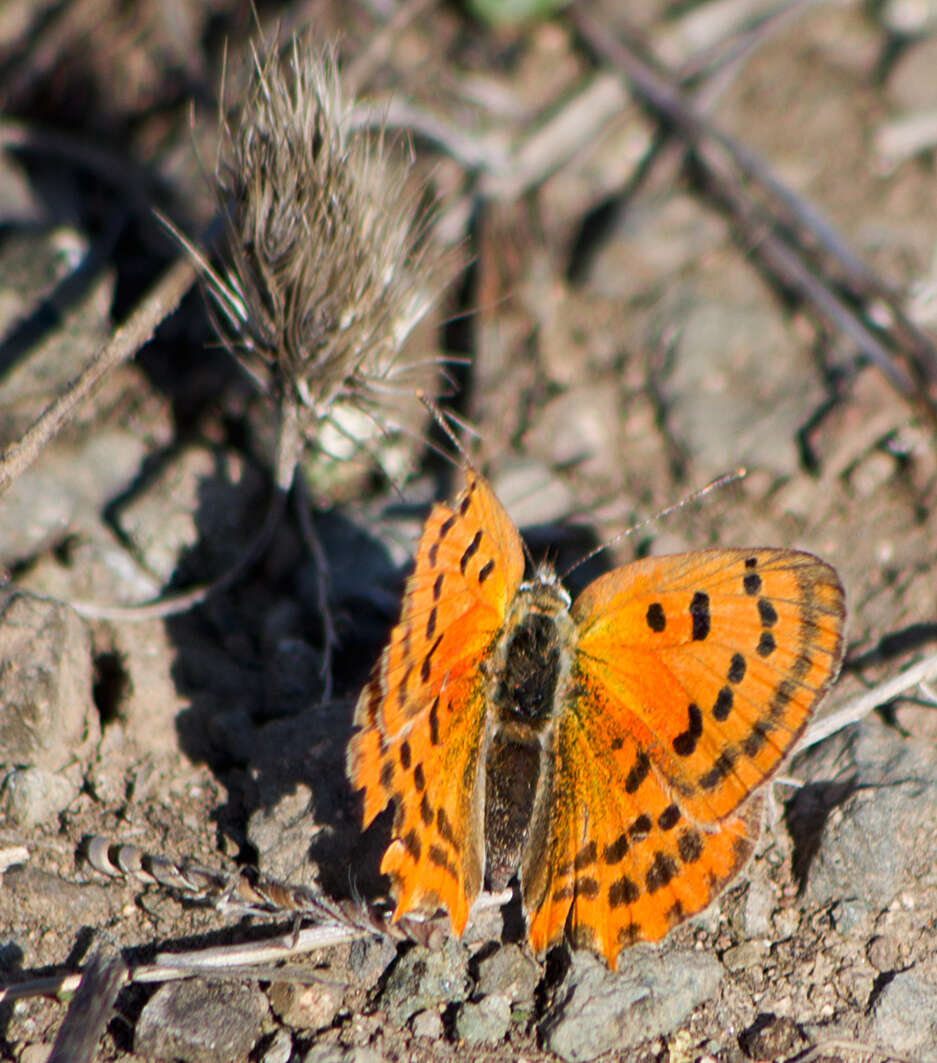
[346,467,845,968]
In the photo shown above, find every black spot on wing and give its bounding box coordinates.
[420,633,444,682]
[609,875,640,907]
[699,747,738,790]
[603,833,629,864]
[437,807,459,851]
[658,805,680,831]
[713,686,733,722]
[672,703,703,757]
[645,852,678,893]
[690,592,710,641]
[380,760,394,791]
[574,841,597,870]
[677,829,703,863]
[629,814,652,838]
[757,630,777,657]
[429,697,440,745]
[428,844,458,879]
[402,829,421,862]
[625,753,650,793]
[460,531,482,574]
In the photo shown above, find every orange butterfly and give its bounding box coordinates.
[347,468,845,968]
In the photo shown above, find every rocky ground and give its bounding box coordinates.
[3,1,937,1061]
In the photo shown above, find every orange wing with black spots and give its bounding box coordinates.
[522,549,844,966]
[347,469,524,934]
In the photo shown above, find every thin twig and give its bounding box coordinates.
[0,257,196,497]
[795,653,937,755]
[47,947,127,1063]
[568,3,937,405]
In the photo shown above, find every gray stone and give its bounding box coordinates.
[18,1046,53,1063]
[867,967,937,1060]
[260,1027,293,1063]
[739,1015,809,1060]
[0,867,111,935]
[455,994,512,1045]
[268,979,343,1032]
[802,721,937,913]
[410,1009,444,1039]
[886,34,937,110]
[721,941,767,973]
[741,878,775,939]
[348,935,398,992]
[0,228,112,449]
[377,939,470,1027]
[882,0,937,33]
[135,979,268,1062]
[474,944,540,1003]
[246,774,319,888]
[867,935,901,973]
[830,897,869,936]
[0,591,96,773]
[540,948,723,1062]
[0,765,80,828]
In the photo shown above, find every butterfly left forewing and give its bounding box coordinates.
[571,549,844,821]
[348,469,525,934]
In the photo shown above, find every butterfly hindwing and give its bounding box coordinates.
[522,718,762,965]
[347,470,525,933]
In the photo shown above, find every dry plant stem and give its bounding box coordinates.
[0,885,512,1005]
[794,652,937,755]
[569,4,936,401]
[47,949,128,1063]
[69,404,303,622]
[293,475,338,701]
[676,0,817,107]
[0,256,196,497]
[798,1040,919,1063]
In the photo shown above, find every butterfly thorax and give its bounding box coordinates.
[484,568,574,891]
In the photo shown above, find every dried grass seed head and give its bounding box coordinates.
[213,38,449,433]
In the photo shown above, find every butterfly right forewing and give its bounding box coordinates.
[347,469,525,934]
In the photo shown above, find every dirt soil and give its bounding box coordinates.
[2,2,937,1062]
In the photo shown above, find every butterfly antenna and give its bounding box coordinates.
[560,468,748,581]
[417,389,482,471]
